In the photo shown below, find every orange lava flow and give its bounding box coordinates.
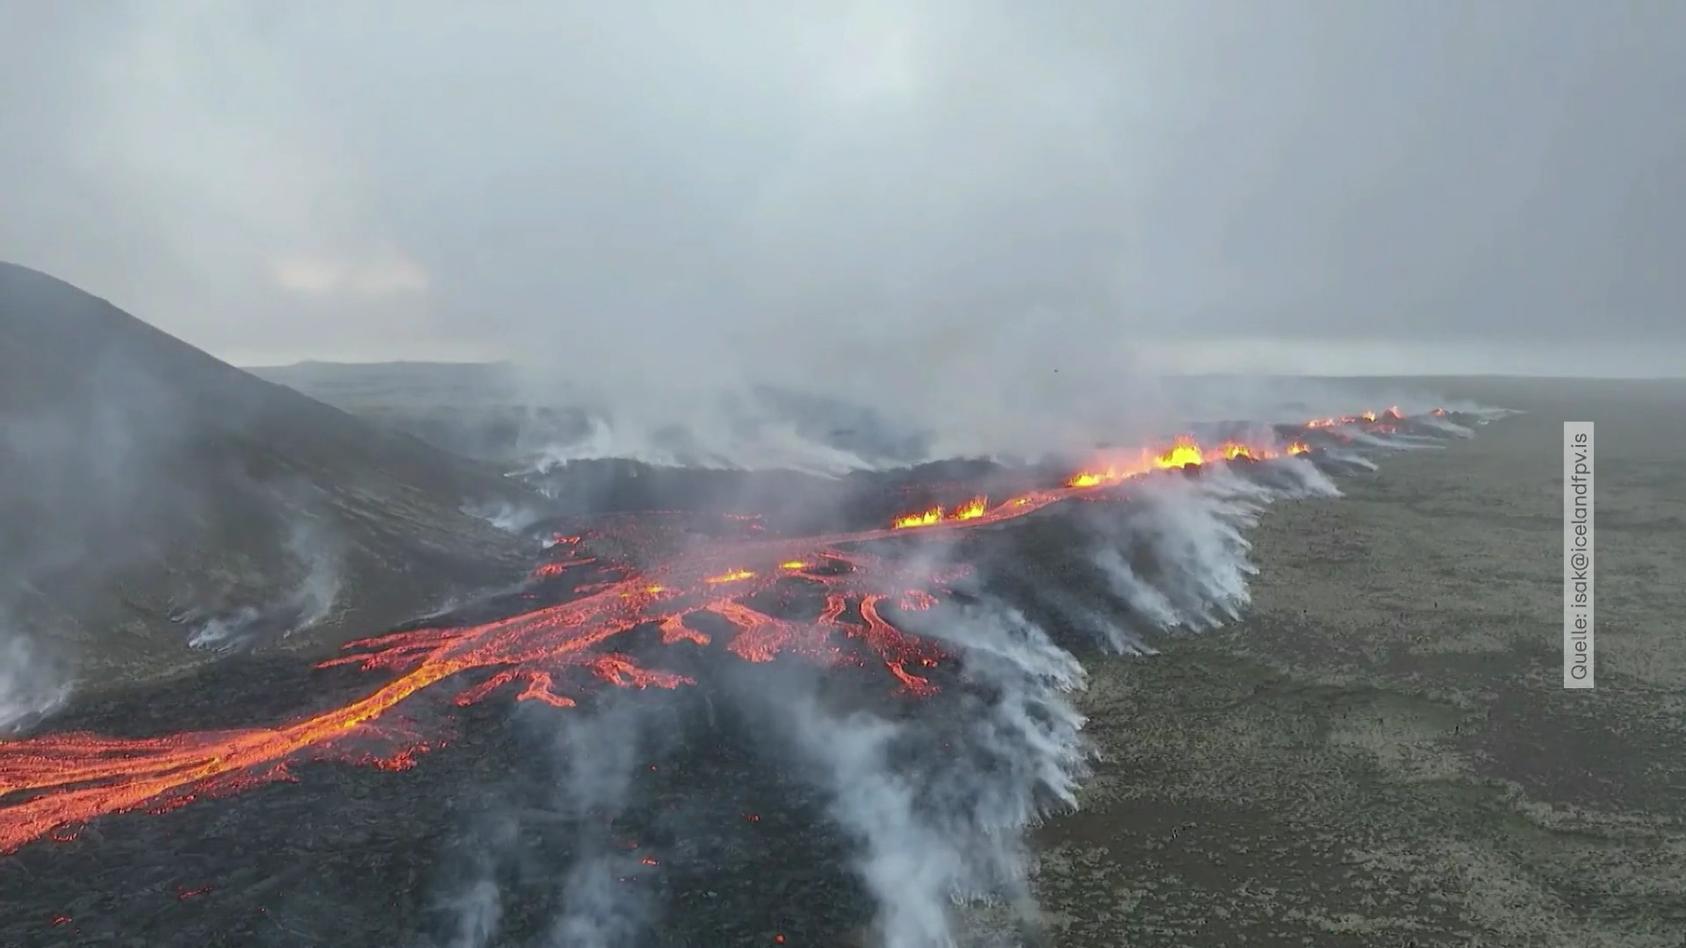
[891,506,945,530]
[1061,431,1297,491]
[0,511,1016,853]
[704,568,757,585]
[889,494,991,530]
[0,406,1419,854]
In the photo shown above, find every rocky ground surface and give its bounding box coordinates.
[1030,378,1686,946]
[8,366,1682,947]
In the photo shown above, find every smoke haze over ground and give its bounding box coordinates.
[1,3,1681,945]
[0,627,72,735]
[254,358,1484,474]
[8,2,1679,468]
[0,251,1564,944]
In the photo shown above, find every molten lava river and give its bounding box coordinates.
[0,409,1425,856]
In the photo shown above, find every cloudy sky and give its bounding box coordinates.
[2,1,1682,382]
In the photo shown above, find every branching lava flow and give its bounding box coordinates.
[0,410,1430,854]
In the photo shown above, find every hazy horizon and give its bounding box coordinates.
[4,2,1683,385]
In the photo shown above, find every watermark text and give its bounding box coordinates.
[1564,421,1594,689]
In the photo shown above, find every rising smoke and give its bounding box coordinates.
[0,624,72,735]
[1090,461,1339,639]
[767,603,1088,948]
[429,693,683,948]
[723,448,1362,944]
[544,699,670,948]
[414,403,1487,946]
[495,365,1472,478]
[186,516,344,651]
[462,497,550,536]
[4,256,1505,944]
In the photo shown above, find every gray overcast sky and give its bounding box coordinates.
[2,0,1683,382]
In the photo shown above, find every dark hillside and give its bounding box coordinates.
[0,262,532,695]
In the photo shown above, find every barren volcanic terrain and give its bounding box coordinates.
[7,305,1674,948]
[3,323,1517,945]
[0,263,534,691]
[1031,378,1686,946]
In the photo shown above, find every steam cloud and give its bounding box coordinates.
[545,700,662,948]
[488,373,1478,477]
[430,695,677,948]
[780,460,1342,945]
[187,518,343,651]
[766,604,1087,947]
[0,626,72,735]
[462,498,549,536]
[418,403,1492,945]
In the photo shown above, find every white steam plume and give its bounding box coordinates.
[766,607,1087,948]
[497,373,1489,474]
[431,699,661,948]
[778,452,1366,942]
[461,498,548,534]
[428,406,1491,943]
[528,413,877,477]
[543,698,666,948]
[0,625,72,735]
[188,518,342,650]
[435,814,516,948]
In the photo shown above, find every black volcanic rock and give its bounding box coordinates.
[0,261,534,690]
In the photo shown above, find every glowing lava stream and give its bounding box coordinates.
[0,412,1420,854]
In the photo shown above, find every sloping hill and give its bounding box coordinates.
[0,262,534,707]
